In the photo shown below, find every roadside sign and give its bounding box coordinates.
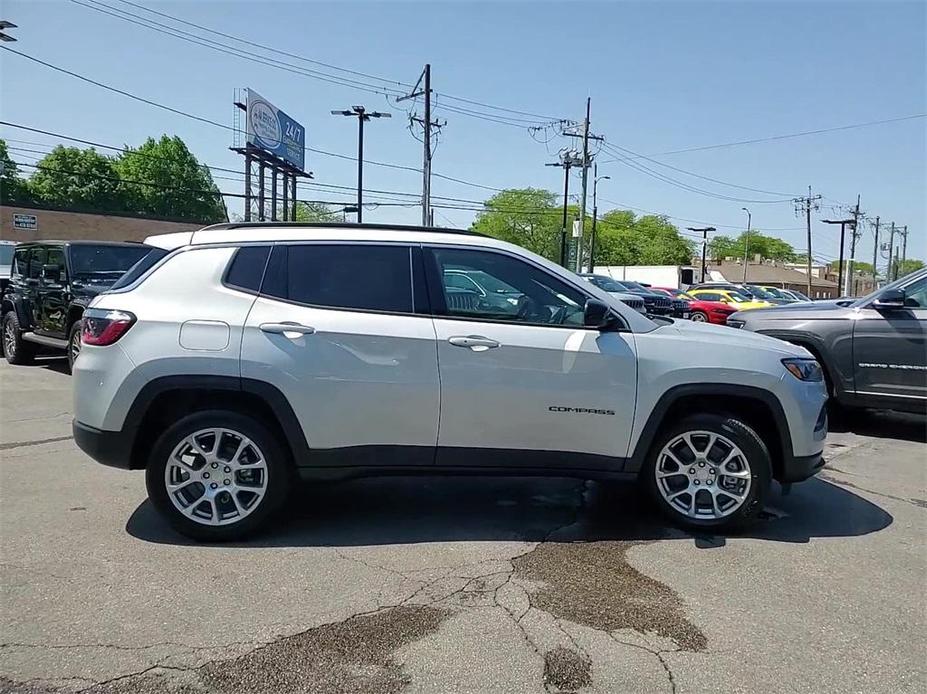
[12,214,37,231]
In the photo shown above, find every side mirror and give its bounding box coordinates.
[42,264,62,283]
[872,288,906,310]
[584,298,619,330]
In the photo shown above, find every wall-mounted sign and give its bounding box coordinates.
[246,88,306,171]
[12,213,37,231]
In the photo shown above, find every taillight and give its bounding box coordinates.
[81,309,136,346]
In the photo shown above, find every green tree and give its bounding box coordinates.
[471,188,562,260]
[0,138,30,204]
[710,231,796,262]
[294,201,339,222]
[593,210,693,266]
[115,135,226,223]
[894,258,925,278]
[27,145,125,210]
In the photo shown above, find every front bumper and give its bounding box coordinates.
[73,420,134,470]
[780,451,826,483]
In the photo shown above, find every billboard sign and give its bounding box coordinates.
[246,89,306,171]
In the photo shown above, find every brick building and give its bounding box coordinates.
[0,205,203,243]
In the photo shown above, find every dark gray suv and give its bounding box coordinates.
[729,269,926,414]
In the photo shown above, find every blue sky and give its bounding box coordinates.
[1,0,924,266]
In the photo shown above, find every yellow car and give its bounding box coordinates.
[687,288,773,311]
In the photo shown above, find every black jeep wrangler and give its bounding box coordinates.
[1,241,156,371]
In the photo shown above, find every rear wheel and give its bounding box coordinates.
[146,410,292,541]
[3,312,35,365]
[645,413,771,530]
[690,311,708,323]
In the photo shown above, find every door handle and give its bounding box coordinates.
[260,322,316,336]
[448,335,500,351]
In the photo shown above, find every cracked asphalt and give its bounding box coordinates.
[1,358,925,693]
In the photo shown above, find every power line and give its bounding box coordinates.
[76,0,561,127]
[599,141,793,204]
[600,139,798,198]
[0,48,513,193]
[652,114,927,157]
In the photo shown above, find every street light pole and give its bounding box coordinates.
[332,105,391,223]
[589,165,610,273]
[822,218,854,294]
[687,227,716,283]
[741,207,751,283]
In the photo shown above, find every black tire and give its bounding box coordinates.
[146,410,292,542]
[690,311,708,323]
[3,312,36,366]
[67,320,82,374]
[643,412,771,531]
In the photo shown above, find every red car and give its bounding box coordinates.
[651,287,738,325]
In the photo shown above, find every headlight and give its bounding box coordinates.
[726,319,746,328]
[782,358,823,382]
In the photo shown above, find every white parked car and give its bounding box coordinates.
[72,223,828,541]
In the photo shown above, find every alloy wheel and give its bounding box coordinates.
[691,312,707,322]
[3,319,15,356]
[164,428,269,526]
[654,430,752,519]
[69,329,82,362]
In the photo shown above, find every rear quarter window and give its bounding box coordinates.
[108,247,171,291]
[224,245,271,293]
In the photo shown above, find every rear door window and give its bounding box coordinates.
[264,244,414,313]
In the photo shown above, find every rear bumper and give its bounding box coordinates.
[780,451,826,483]
[72,420,134,470]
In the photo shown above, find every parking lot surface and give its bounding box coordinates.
[1,358,925,693]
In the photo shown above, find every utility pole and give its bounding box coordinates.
[900,225,908,278]
[893,245,900,281]
[870,216,880,285]
[563,101,603,272]
[687,227,717,283]
[793,187,822,297]
[845,195,861,296]
[886,222,896,280]
[397,65,443,226]
[332,105,391,223]
[741,207,752,283]
[589,165,610,273]
[546,149,582,267]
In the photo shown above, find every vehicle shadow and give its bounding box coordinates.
[126,473,892,549]
[829,409,926,444]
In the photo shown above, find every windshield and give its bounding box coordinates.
[759,286,787,299]
[0,245,13,266]
[726,293,752,303]
[621,281,654,295]
[746,286,777,300]
[465,270,519,294]
[591,276,628,292]
[69,245,152,277]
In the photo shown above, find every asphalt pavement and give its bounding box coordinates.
[1,357,925,693]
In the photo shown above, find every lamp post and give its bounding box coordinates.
[821,218,854,295]
[331,106,391,223]
[741,207,751,283]
[588,166,610,273]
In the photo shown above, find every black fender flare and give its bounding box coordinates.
[123,375,310,469]
[627,383,793,473]
[1,294,30,328]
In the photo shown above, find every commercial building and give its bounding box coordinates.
[0,205,202,243]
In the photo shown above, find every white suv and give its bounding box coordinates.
[72,223,828,541]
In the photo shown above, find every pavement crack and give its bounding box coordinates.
[819,472,926,509]
[0,435,73,452]
[609,634,678,694]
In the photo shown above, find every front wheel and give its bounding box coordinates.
[690,311,708,323]
[146,411,292,541]
[644,413,771,530]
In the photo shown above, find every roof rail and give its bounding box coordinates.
[197,221,483,237]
